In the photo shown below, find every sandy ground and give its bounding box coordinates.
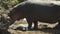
[8,19,60,34]
[8,26,60,34]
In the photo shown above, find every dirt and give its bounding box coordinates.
[8,19,60,34]
[8,28,60,34]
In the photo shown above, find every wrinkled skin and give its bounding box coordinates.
[8,1,60,30]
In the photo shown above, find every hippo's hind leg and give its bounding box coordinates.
[26,18,32,30]
[33,21,38,29]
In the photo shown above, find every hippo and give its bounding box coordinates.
[8,1,60,30]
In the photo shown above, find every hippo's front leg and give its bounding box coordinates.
[26,18,32,30]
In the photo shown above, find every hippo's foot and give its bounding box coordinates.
[28,28,32,30]
[33,27,38,30]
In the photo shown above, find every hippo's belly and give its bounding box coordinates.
[29,15,59,23]
[38,17,58,23]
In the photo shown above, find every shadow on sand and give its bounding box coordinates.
[14,27,60,34]
[0,30,11,34]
